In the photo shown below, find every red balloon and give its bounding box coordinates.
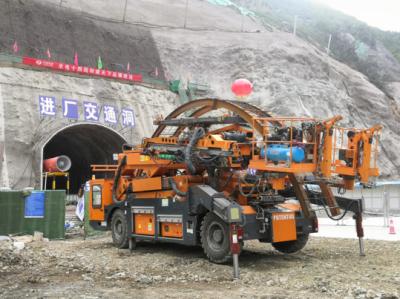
[231,79,253,97]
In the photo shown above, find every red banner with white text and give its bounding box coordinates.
[22,57,143,82]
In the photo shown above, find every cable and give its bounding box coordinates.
[306,186,356,220]
[315,194,356,221]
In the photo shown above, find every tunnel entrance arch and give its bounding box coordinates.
[41,123,126,194]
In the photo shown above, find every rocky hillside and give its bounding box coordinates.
[233,0,400,107]
[1,0,399,178]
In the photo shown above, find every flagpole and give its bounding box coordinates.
[123,0,128,23]
[183,0,189,28]
[74,51,79,66]
[12,41,19,54]
[46,48,51,60]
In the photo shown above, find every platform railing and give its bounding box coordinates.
[248,117,319,173]
[331,126,381,181]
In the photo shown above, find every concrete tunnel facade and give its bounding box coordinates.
[0,67,178,192]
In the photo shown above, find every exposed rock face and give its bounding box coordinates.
[154,29,400,177]
[37,0,264,32]
[332,32,400,103]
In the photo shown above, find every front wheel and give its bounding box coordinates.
[272,233,309,254]
[111,209,129,249]
[201,212,237,264]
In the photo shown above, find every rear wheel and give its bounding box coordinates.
[111,209,129,249]
[200,212,233,264]
[272,233,309,254]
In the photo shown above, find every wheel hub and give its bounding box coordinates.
[208,221,225,250]
[115,221,122,235]
[212,229,223,243]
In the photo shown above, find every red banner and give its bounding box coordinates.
[22,57,143,82]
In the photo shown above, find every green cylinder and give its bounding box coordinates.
[158,154,176,161]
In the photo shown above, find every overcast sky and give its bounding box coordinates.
[313,0,400,32]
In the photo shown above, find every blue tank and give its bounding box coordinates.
[260,144,305,163]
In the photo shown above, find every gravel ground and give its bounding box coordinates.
[1,233,399,299]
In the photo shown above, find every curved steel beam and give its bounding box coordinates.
[172,105,214,137]
[153,98,275,137]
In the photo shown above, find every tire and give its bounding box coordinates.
[272,233,309,254]
[111,209,129,249]
[200,212,232,264]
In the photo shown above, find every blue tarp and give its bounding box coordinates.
[24,191,45,218]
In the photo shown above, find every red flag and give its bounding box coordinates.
[127,62,130,73]
[74,52,79,66]
[46,48,51,59]
[154,67,159,77]
[12,41,19,53]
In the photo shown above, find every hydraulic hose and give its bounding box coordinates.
[168,177,188,197]
[195,151,220,163]
[238,175,258,198]
[318,198,355,221]
[185,127,205,174]
[306,186,355,221]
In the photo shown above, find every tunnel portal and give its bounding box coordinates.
[43,124,126,194]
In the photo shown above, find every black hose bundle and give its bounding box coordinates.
[168,177,187,197]
[306,187,355,221]
[195,152,220,163]
[185,127,205,174]
[317,197,355,221]
[238,174,258,198]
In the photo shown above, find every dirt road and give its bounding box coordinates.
[1,233,399,298]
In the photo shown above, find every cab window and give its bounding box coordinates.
[92,185,102,208]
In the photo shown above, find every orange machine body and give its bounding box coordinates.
[134,214,155,235]
[272,211,297,243]
[87,98,381,263]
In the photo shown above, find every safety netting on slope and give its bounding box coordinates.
[206,0,255,16]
